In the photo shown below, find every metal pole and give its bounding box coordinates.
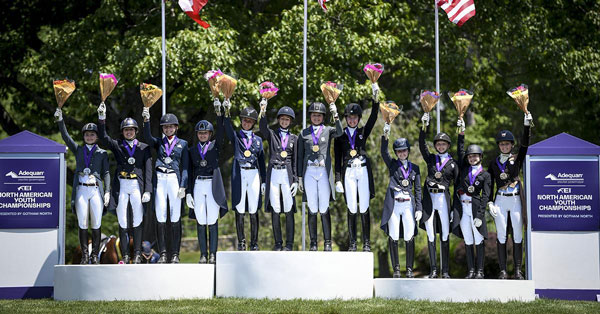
[301,0,308,251]
[161,0,167,115]
[435,1,441,134]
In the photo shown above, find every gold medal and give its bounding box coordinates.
[402,179,409,187]
[349,149,357,157]
[434,171,442,179]
[280,151,288,158]
[500,172,508,180]
[244,150,252,157]
[467,186,475,193]
[312,145,319,152]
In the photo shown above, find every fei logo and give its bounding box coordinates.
[557,188,571,193]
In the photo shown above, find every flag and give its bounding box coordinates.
[318,0,328,12]
[437,0,476,27]
[178,0,210,29]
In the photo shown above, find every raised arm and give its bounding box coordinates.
[516,125,530,166]
[331,118,344,138]
[97,119,120,151]
[223,116,236,142]
[362,99,380,138]
[215,115,225,148]
[143,120,160,148]
[418,126,431,162]
[457,133,465,168]
[380,135,392,168]
[57,119,78,153]
[258,114,272,142]
[334,136,343,182]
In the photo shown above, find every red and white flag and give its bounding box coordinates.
[318,0,328,13]
[437,0,476,27]
[178,0,210,29]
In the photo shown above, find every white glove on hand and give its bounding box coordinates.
[524,112,533,126]
[474,218,483,228]
[421,112,430,126]
[450,211,454,223]
[298,178,304,193]
[259,98,268,111]
[98,102,106,120]
[54,108,63,121]
[488,202,499,218]
[371,83,380,100]
[261,183,266,195]
[186,194,195,209]
[335,181,344,193]
[457,118,465,133]
[415,211,422,222]
[142,107,150,122]
[290,183,298,197]
[383,123,391,138]
[141,192,151,203]
[214,98,222,116]
[177,187,186,199]
[329,103,337,114]
[223,99,231,117]
[103,193,110,207]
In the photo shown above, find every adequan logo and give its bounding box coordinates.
[544,173,584,182]
[4,171,46,184]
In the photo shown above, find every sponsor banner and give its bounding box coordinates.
[530,159,599,231]
[0,158,60,229]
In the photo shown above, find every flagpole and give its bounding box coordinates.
[161,0,167,116]
[435,1,441,134]
[301,0,308,252]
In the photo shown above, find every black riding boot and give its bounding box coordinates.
[360,211,371,252]
[170,221,181,263]
[475,243,485,279]
[157,222,168,263]
[347,213,357,252]
[514,241,525,280]
[441,240,451,278]
[465,244,475,279]
[119,227,130,264]
[133,225,143,264]
[497,240,508,279]
[272,212,283,251]
[284,211,295,251]
[249,213,259,251]
[90,228,101,264]
[405,239,415,278]
[308,213,318,251]
[235,212,246,251]
[322,211,332,251]
[428,241,438,278]
[197,224,207,263]
[208,223,218,264]
[389,238,401,278]
[79,228,89,264]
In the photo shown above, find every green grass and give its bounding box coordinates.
[0,298,598,313]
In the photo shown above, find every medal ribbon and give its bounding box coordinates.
[198,141,211,160]
[468,166,483,187]
[163,136,178,157]
[496,157,507,174]
[84,144,97,168]
[123,139,138,158]
[435,155,451,172]
[310,125,323,146]
[280,130,289,151]
[345,128,356,150]
[398,161,412,180]
[239,130,254,151]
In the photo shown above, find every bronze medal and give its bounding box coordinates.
[312,145,319,152]
[467,185,475,193]
[500,172,508,180]
[434,171,442,179]
[244,150,252,157]
[350,149,357,157]
[402,179,409,187]
[280,151,288,158]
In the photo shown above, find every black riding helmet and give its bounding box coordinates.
[344,103,362,117]
[277,106,295,120]
[160,113,179,126]
[120,117,138,130]
[433,132,451,145]
[393,138,410,151]
[495,130,515,144]
[195,120,214,132]
[81,123,98,135]
[308,102,327,114]
[240,107,259,121]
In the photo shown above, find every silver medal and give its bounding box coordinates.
[467,185,475,193]
[500,172,508,180]
[128,157,135,165]
[434,171,442,179]
[200,160,208,167]
[402,179,409,187]
[164,157,172,164]
[83,168,91,175]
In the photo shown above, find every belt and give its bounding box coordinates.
[461,199,472,204]
[240,166,257,170]
[273,165,287,170]
[78,182,98,187]
[196,176,212,180]
[348,162,367,168]
[458,190,473,197]
[429,188,445,194]
[157,168,176,174]
[395,198,411,202]
[119,172,137,179]
[308,163,325,167]
[498,191,519,197]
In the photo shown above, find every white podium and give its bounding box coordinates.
[216,251,373,300]
[54,264,214,301]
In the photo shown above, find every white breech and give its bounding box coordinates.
[304,166,330,214]
[494,194,523,244]
[155,172,181,223]
[459,195,484,245]
[236,168,260,214]
[425,192,450,241]
[269,169,293,213]
[344,165,370,214]
[116,178,144,228]
[193,179,219,225]
[388,196,415,241]
[75,185,103,229]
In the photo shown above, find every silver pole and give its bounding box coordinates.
[161,0,167,115]
[301,0,308,251]
[435,1,441,134]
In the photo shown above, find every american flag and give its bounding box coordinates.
[437,0,476,27]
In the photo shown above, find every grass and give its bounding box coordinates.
[0,298,599,313]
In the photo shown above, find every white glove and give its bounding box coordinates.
[383,123,391,138]
[259,98,268,111]
[290,183,298,197]
[142,107,150,122]
[335,181,344,193]
[214,98,222,116]
[54,108,63,121]
[415,211,422,222]
[141,192,151,203]
[524,112,533,126]
[103,193,110,207]
[298,178,304,193]
[329,103,337,114]
[222,99,231,117]
[421,112,430,126]
[474,218,483,228]
[98,102,106,120]
[186,194,195,209]
[177,187,186,199]
[488,202,499,218]
[450,211,454,223]
[457,118,465,133]
[371,83,380,100]
[261,183,266,195]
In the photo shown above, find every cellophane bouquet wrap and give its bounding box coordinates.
[140,83,163,108]
[449,89,474,133]
[216,74,238,100]
[320,81,343,105]
[507,84,533,126]
[53,79,76,108]
[259,81,279,117]
[420,90,439,130]
[363,63,384,84]
[99,73,118,104]
[379,101,402,124]
[204,69,223,99]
